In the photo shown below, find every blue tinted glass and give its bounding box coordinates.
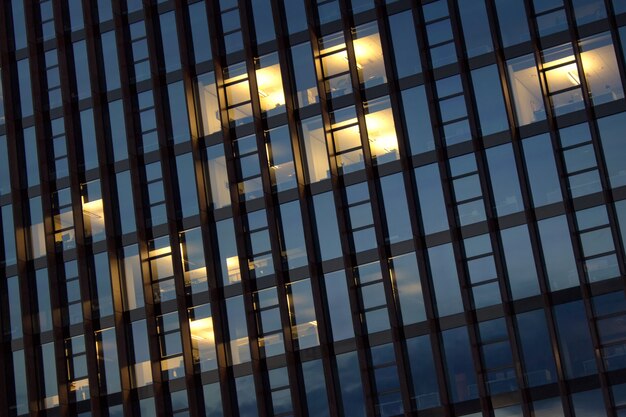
[380,174,412,243]
[414,164,448,234]
[13,350,28,414]
[36,268,52,331]
[494,0,530,47]
[571,0,606,25]
[2,204,16,265]
[93,252,113,316]
[615,0,626,13]
[68,0,84,29]
[284,0,307,33]
[292,42,318,108]
[80,109,99,170]
[17,59,33,117]
[116,171,136,234]
[251,0,274,44]
[324,270,353,341]
[402,86,435,154]
[302,360,330,417]
[572,389,606,416]
[500,225,540,299]
[598,112,626,189]
[389,11,421,78]
[101,31,120,91]
[554,301,597,378]
[109,100,127,161]
[236,375,258,417]
[160,12,181,72]
[217,219,238,285]
[406,335,440,409]
[486,144,523,216]
[429,244,463,317]
[189,2,212,63]
[11,0,27,50]
[313,192,342,260]
[74,41,91,100]
[538,216,579,291]
[471,65,508,135]
[204,383,224,417]
[98,0,113,22]
[337,351,366,417]
[523,134,562,207]
[516,310,557,386]
[0,136,8,195]
[458,0,493,57]
[442,327,477,402]
[279,201,307,269]
[391,253,426,324]
[176,153,199,218]
[23,127,39,187]
[168,81,190,143]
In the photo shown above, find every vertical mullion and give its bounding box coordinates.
[300,0,381,415]
[238,1,311,416]
[410,1,494,415]
[109,0,167,415]
[80,1,136,416]
[24,0,73,415]
[54,0,108,414]
[187,2,242,416]
[0,0,45,414]
[556,2,617,416]
[483,1,577,416]
[204,1,270,416]
[520,1,603,416]
[140,2,204,416]
[446,1,536,416]
[268,0,344,416]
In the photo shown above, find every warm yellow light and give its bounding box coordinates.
[256,65,286,109]
[226,256,241,281]
[82,198,104,219]
[149,245,172,258]
[369,134,398,154]
[190,317,215,343]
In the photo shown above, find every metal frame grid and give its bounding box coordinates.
[1,0,626,416]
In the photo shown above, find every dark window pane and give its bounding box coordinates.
[414,164,448,234]
[337,352,366,417]
[571,0,606,25]
[429,244,463,317]
[160,12,181,72]
[458,0,493,57]
[442,327,478,402]
[389,11,421,78]
[380,174,412,243]
[402,86,435,155]
[538,216,579,291]
[471,65,508,135]
[500,225,540,299]
[102,31,120,91]
[494,0,530,47]
[486,144,523,216]
[523,134,562,207]
[302,360,330,417]
[554,301,597,378]
[406,335,440,409]
[284,0,307,33]
[188,2,212,63]
[176,153,199,218]
[516,310,557,386]
[251,0,274,44]
[598,112,626,189]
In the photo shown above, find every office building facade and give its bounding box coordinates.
[2,0,626,415]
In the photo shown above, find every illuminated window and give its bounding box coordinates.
[148,236,175,303]
[255,52,285,116]
[188,304,217,371]
[364,96,398,163]
[81,179,105,242]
